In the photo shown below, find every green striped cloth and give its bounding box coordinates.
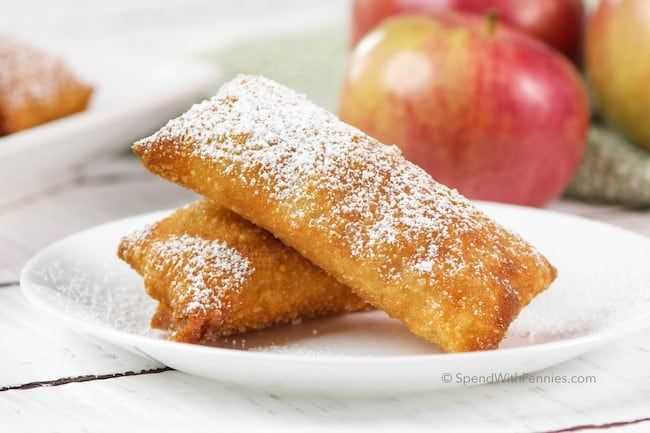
[566,126,650,208]
[210,28,650,208]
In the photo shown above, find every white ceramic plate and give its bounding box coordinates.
[21,203,650,392]
[0,52,219,205]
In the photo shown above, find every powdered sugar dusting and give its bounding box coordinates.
[122,223,153,247]
[27,253,164,337]
[136,75,548,283]
[150,234,254,315]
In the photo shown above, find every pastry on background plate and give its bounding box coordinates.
[0,35,93,135]
[133,75,557,352]
[118,200,367,343]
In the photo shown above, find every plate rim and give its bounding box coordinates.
[19,202,650,365]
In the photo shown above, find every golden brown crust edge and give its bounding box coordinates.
[118,200,368,344]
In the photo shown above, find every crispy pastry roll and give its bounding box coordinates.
[118,200,367,343]
[133,75,557,352]
[0,35,92,135]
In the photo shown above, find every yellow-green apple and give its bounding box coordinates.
[351,0,585,60]
[340,13,589,206]
[586,0,650,150]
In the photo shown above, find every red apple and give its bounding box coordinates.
[340,13,589,206]
[586,0,650,150]
[351,0,584,60]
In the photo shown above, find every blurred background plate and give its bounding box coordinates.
[0,53,220,206]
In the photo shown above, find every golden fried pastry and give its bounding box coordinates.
[118,200,367,343]
[132,75,557,352]
[0,35,92,135]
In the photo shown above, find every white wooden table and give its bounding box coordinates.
[2,0,649,431]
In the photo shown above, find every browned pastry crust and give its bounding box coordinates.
[132,75,557,352]
[0,36,92,135]
[118,200,368,343]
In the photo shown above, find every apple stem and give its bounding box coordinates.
[485,10,499,35]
